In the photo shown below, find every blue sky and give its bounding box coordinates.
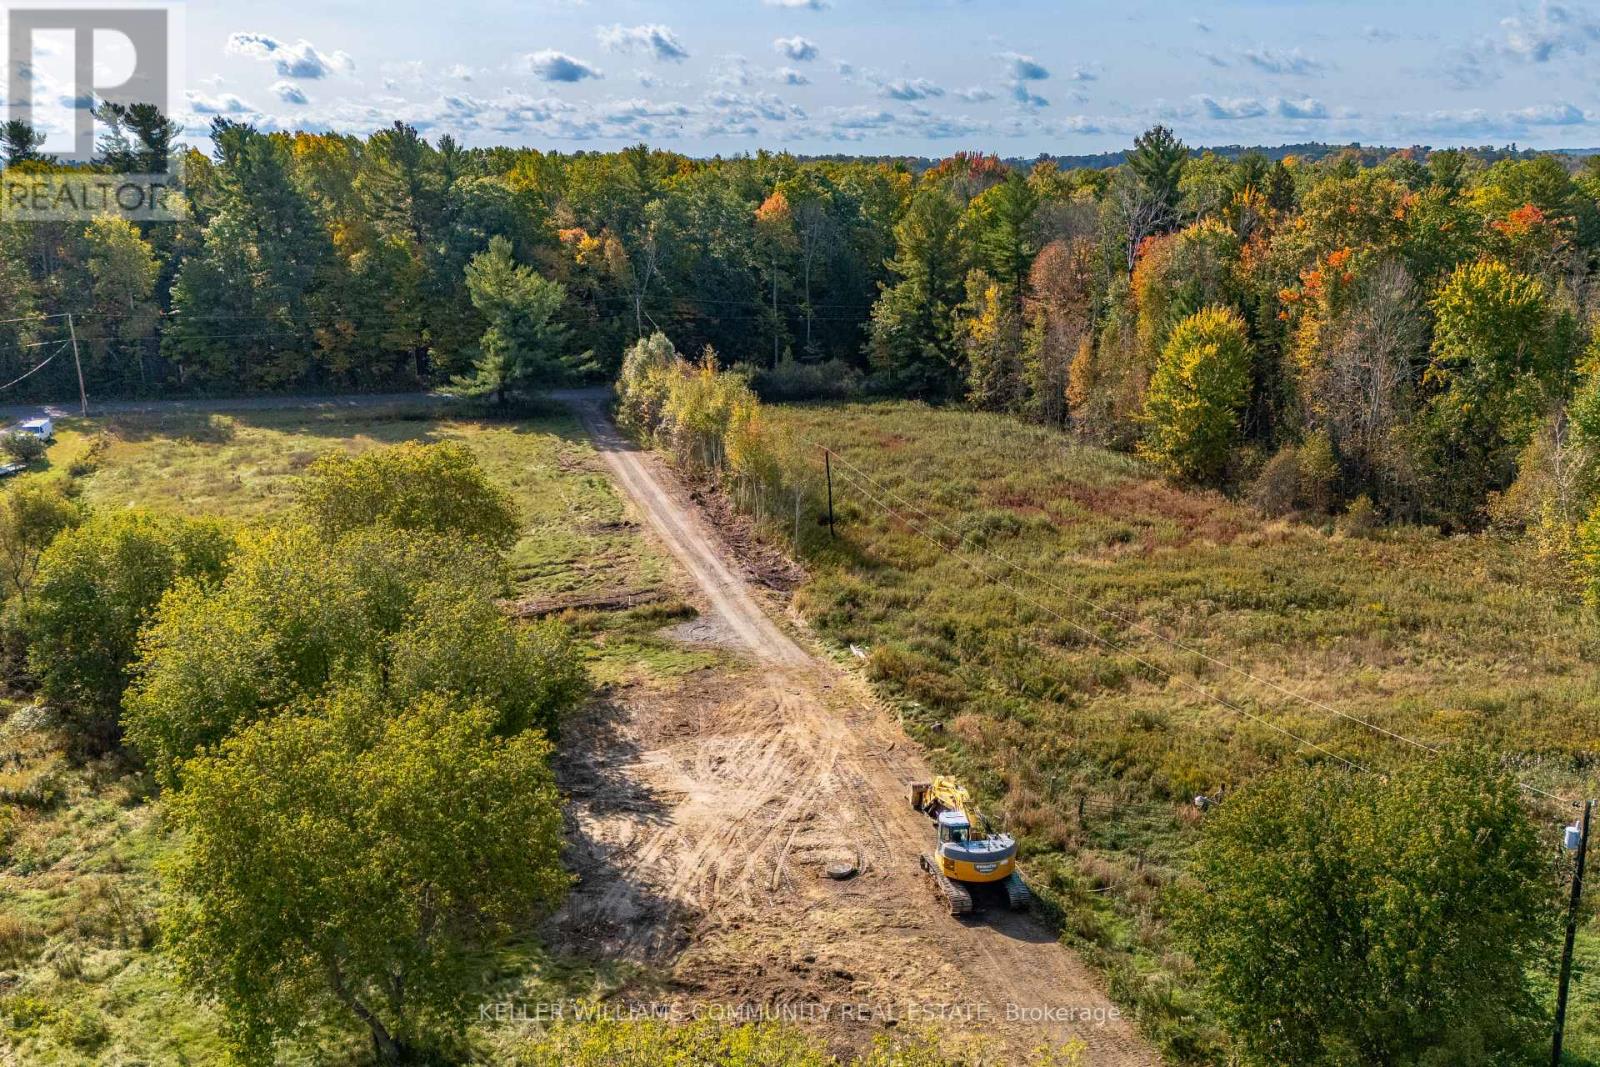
[66,0,1600,154]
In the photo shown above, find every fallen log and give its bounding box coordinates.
[504,586,669,618]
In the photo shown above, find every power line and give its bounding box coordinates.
[0,344,67,391]
[806,436,1572,805]
[0,312,71,326]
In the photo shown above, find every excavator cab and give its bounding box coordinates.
[937,811,970,844]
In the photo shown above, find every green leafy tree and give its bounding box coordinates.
[122,523,502,781]
[94,102,180,172]
[388,583,586,738]
[1420,259,1566,523]
[82,215,162,392]
[1138,306,1252,483]
[163,689,569,1063]
[24,510,233,723]
[0,475,82,603]
[452,235,579,402]
[0,431,46,464]
[294,440,520,549]
[0,119,48,165]
[1174,751,1553,1065]
[867,186,966,397]
[164,120,333,389]
[959,272,1026,412]
[968,171,1039,301]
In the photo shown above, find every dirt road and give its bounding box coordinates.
[554,397,1160,1065]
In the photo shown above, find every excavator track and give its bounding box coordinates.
[1004,871,1031,911]
[921,854,973,916]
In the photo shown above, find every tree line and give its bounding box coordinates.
[4,116,1600,528]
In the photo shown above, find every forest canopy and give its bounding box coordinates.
[4,117,1600,527]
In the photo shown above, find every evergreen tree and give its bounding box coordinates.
[1126,124,1188,228]
[164,120,332,389]
[867,186,966,397]
[452,236,578,403]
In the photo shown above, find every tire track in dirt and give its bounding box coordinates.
[553,396,1161,1066]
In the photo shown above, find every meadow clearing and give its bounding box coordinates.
[758,399,1600,1058]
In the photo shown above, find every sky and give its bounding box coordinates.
[12,0,1600,156]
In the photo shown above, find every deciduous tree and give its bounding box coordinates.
[1138,306,1252,483]
[164,689,569,1063]
[1175,751,1553,1066]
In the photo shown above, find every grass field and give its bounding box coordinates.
[762,399,1600,1060]
[0,402,703,1064]
[71,404,672,603]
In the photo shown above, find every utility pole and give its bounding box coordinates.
[1553,798,1593,1067]
[825,449,835,539]
[67,313,86,416]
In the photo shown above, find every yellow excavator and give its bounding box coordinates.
[908,776,1030,915]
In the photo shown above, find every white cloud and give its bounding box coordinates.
[1499,1,1600,62]
[774,67,811,85]
[1508,102,1589,124]
[954,86,996,103]
[522,50,603,81]
[1241,45,1324,75]
[996,52,1049,109]
[706,89,805,122]
[270,81,309,105]
[1011,83,1048,109]
[185,89,253,115]
[764,0,829,8]
[1195,94,1268,120]
[774,35,819,61]
[597,24,689,63]
[880,78,943,101]
[1000,52,1050,81]
[225,32,354,79]
[1277,96,1328,119]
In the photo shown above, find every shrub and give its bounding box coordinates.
[615,331,680,435]
[1296,429,1339,513]
[24,510,234,722]
[1337,494,1379,538]
[745,357,866,402]
[1248,446,1300,518]
[294,441,520,550]
[1,431,46,464]
[65,432,110,478]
